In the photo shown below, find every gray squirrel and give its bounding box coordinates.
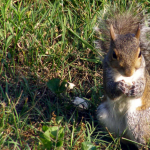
[96,8,150,149]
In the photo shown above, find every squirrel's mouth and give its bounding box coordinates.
[124,71,135,77]
[118,68,135,77]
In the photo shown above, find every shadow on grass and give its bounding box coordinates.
[0,64,140,150]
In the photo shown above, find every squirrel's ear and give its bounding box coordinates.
[135,24,140,40]
[110,24,116,41]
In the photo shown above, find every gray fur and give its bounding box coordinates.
[96,9,150,148]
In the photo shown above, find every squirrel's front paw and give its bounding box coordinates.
[127,81,145,97]
[117,80,131,95]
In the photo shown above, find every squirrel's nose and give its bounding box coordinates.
[124,68,135,77]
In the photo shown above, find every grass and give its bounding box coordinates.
[0,0,150,149]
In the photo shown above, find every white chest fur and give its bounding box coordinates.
[97,97,142,135]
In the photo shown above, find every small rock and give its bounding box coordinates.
[73,97,89,109]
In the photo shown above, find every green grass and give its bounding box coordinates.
[0,0,150,149]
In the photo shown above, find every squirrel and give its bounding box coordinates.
[96,7,150,149]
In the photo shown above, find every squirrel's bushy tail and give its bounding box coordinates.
[95,6,150,72]
[140,20,150,73]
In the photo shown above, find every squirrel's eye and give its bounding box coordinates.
[138,51,141,58]
[112,51,117,59]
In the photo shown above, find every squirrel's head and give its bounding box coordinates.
[107,24,142,77]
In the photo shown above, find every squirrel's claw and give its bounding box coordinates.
[127,80,145,98]
[117,80,130,95]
